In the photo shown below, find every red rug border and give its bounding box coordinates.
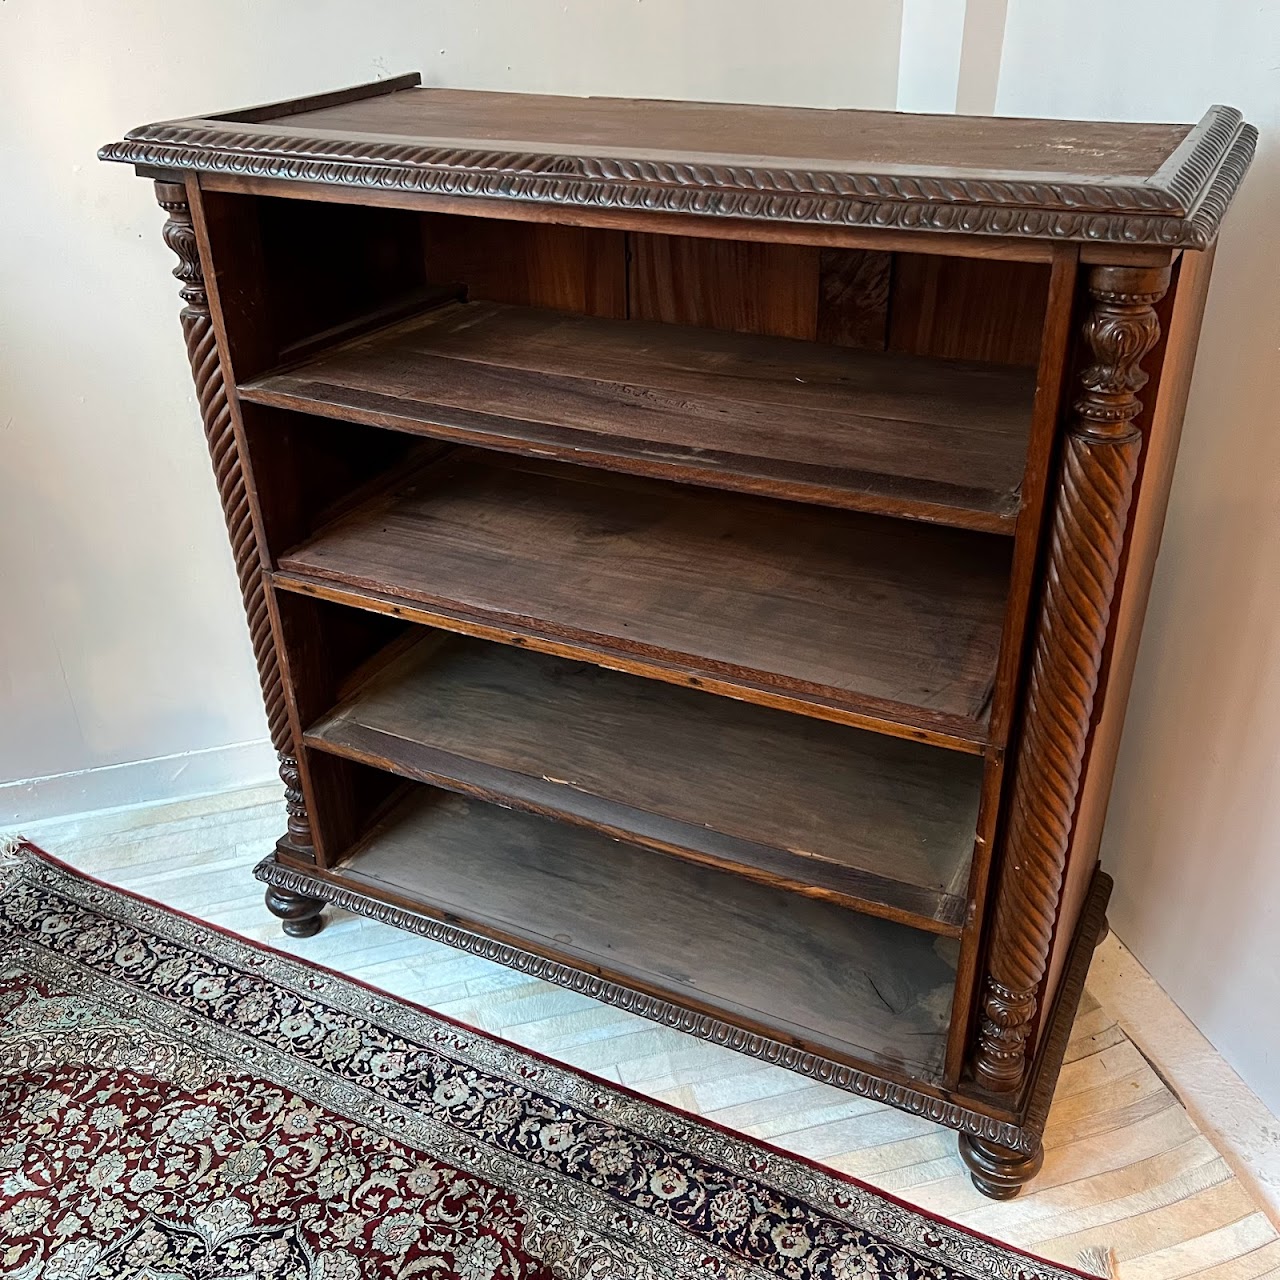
[8,838,1099,1280]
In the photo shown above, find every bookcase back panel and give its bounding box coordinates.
[200,190,1051,375]
[420,210,1050,366]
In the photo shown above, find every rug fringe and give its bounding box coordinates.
[1,833,26,862]
[1077,1245,1116,1278]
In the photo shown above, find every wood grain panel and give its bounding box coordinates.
[277,450,1013,748]
[818,249,893,350]
[306,633,984,929]
[628,233,818,338]
[423,213,626,317]
[337,786,960,1079]
[890,257,1052,367]
[243,300,1037,531]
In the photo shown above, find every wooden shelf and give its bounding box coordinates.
[306,633,984,932]
[333,786,959,1080]
[242,300,1037,533]
[277,451,1011,750]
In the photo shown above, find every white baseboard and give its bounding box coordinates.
[0,740,278,826]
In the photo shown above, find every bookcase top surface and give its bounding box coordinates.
[100,73,1255,248]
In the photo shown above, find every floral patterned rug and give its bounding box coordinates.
[0,845,1086,1280]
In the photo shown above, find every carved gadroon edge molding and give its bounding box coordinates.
[972,264,1171,1095]
[255,855,1038,1155]
[153,181,314,856]
[104,105,1255,248]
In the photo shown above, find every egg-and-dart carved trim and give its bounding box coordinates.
[254,854,1046,1155]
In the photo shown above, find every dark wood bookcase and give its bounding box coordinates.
[102,77,1255,1197]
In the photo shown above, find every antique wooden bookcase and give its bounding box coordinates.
[101,76,1254,1197]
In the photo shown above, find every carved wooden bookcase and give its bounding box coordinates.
[102,77,1254,1197]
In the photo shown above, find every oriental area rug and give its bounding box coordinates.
[0,845,1088,1280]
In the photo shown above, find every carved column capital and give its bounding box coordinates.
[154,180,207,308]
[152,181,314,859]
[1074,265,1171,440]
[972,262,1169,1098]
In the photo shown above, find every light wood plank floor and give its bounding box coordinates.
[14,786,1280,1280]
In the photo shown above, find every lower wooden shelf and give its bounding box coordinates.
[325,786,960,1082]
[305,632,981,931]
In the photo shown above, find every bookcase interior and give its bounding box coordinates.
[205,187,1054,1089]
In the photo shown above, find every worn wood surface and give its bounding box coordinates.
[282,89,1191,177]
[103,85,1256,248]
[277,450,1011,747]
[306,633,983,929]
[334,786,960,1080]
[244,300,1036,530]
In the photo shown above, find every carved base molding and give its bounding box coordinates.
[253,855,1112,1184]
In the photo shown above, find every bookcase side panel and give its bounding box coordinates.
[153,177,313,861]
[1041,246,1218,1015]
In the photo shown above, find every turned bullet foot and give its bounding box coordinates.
[264,884,326,938]
[958,1132,1043,1200]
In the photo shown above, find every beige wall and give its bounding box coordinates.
[2,2,1276,1108]
[0,0,903,817]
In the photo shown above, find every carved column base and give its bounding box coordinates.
[958,1133,1044,1200]
[276,752,315,857]
[264,884,326,938]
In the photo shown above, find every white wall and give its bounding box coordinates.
[995,0,1280,1119]
[3,1,1277,1110]
[0,0,904,821]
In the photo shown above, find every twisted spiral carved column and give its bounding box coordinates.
[972,264,1170,1095]
[153,181,314,857]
